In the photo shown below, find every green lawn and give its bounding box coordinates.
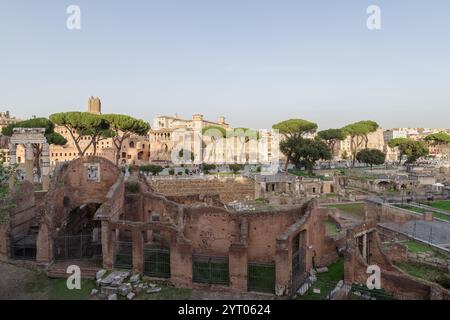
[394,204,450,221]
[394,204,425,214]
[429,211,450,222]
[403,240,449,259]
[324,219,340,237]
[25,272,96,300]
[324,203,366,218]
[423,200,450,212]
[296,258,344,300]
[141,286,192,300]
[394,261,450,290]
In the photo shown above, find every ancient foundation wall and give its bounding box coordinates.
[148,177,255,203]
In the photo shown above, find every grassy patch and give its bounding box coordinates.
[394,204,450,221]
[24,272,50,294]
[142,286,192,300]
[423,200,450,212]
[403,240,449,259]
[324,219,340,237]
[324,203,366,218]
[394,204,424,214]
[24,272,96,300]
[48,279,96,300]
[296,258,344,300]
[288,169,327,180]
[430,211,450,222]
[394,261,450,289]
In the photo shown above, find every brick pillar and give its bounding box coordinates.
[25,143,34,183]
[275,237,291,296]
[41,143,50,191]
[132,229,144,274]
[101,221,113,269]
[229,243,248,292]
[170,239,193,287]
[36,223,52,265]
[0,224,10,261]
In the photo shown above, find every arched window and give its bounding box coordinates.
[129,141,135,148]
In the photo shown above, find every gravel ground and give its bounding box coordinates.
[0,262,48,300]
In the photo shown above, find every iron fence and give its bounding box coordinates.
[11,235,37,261]
[292,248,306,293]
[248,262,275,294]
[114,240,133,269]
[54,234,102,261]
[143,246,171,278]
[192,254,229,285]
[296,278,408,300]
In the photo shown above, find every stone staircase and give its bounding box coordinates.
[47,260,101,279]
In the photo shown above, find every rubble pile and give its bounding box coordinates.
[92,270,162,300]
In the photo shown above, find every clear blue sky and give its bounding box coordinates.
[1,0,449,130]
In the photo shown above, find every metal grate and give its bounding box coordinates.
[144,246,171,278]
[54,234,102,261]
[248,262,275,293]
[192,254,229,285]
[11,235,37,261]
[114,240,133,270]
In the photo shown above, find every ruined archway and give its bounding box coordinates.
[36,156,124,264]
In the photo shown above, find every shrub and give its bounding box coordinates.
[168,168,175,176]
[435,275,450,290]
[201,164,216,174]
[229,164,244,173]
[126,182,139,194]
[140,165,163,176]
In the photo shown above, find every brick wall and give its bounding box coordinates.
[148,177,255,203]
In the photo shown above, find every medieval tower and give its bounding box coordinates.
[88,96,102,114]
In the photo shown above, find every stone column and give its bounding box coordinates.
[229,243,248,292]
[362,233,367,262]
[101,221,114,269]
[41,143,50,191]
[132,229,144,274]
[9,143,17,165]
[8,143,17,189]
[25,143,34,183]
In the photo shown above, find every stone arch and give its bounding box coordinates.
[36,156,123,263]
[43,156,121,229]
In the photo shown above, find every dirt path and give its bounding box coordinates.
[0,262,48,300]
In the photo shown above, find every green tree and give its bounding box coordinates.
[356,149,386,169]
[102,114,150,165]
[282,137,331,174]
[229,164,244,173]
[201,163,217,174]
[388,138,428,165]
[273,119,318,171]
[178,149,195,163]
[2,118,67,177]
[139,165,164,176]
[49,112,113,156]
[317,129,346,155]
[342,120,379,166]
[0,164,16,224]
[424,132,450,144]
[202,126,227,138]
